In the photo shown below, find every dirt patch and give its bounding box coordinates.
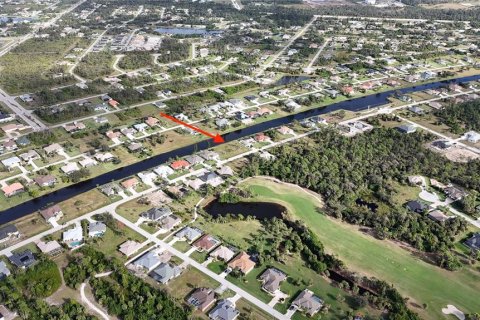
[442,147,479,163]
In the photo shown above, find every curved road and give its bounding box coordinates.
[80,283,110,320]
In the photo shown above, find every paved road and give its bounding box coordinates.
[0,88,47,130]
[305,38,331,71]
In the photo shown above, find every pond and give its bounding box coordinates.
[203,199,286,219]
[155,27,223,35]
[275,75,311,86]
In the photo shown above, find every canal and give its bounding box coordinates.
[1,74,479,224]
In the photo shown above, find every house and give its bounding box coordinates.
[145,116,159,127]
[259,268,287,294]
[396,124,416,134]
[188,288,216,312]
[9,250,36,269]
[44,143,63,155]
[444,186,467,201]
[134,123,149,132]
[408,106,424,115]
[101,183,118,196]
[406,200,428,213]
[106,131,122,142]
[61,162,79,175]
[95,116,109,124]
[19,150,40,162]
[141,207,172,221]
[208,300,239,320]
[285,100,301,112]
[127,142,143,152]
[39,205,63,224]
[184,155,204,166]
[121,177,139,190]
[0,261,10,279]
[149,262,182,284]
[277,126,294,135]
[215,118,230,129]
[175,226,203,242]
[464,131,480,143]
[292,289,323,316]
[427,210,450,223]
[16,136,31,147]
[254,133,271,143]
[216,166,234,177]
[2,182,24,197]
[154,165,175,178]
[432,140,452,150]
[62,224,83,248]
[159,214,182,230]
[1,123,25,133]
[95,152,115,162]
[79,157,97,168]
[64,121,86,133]
[119,240,143,256]
[198,150,220,161]
[36,240,62,255]
[170,159,190,170]
[138,171,158,185]
[1,156,21,170]
[210,245,235,262]
[133,251,161,271]
[341,86,355,96]
[188,178,205,190]
[228,252,255,274]
[193,234,221,252]
[3,139,17,151]
[464,233,480,251]
[108,99,119,108]
[198,172,224,187]
[88,222,106,237]
[0,224,19,244]
[34,174,56,187]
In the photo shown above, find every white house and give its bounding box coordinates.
[62,224,83,248]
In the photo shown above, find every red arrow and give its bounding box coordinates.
[159,113,225,144]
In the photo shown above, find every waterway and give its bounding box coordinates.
[155,27,223,35]
[1,74,479,224]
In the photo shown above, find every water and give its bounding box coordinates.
[0,74,479,224]
[155,27,223,35]
[204,200,286,219]
[275,75,311,86]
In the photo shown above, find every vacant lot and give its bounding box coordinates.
[240,177,480,320]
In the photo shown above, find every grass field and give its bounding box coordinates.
[240,177,480,319]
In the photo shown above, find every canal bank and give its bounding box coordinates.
[1,74,479,224]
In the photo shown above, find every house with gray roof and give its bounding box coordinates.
[141,206,172,221]
[159,215,181,230]
[184,155,204,165]
[88,222,106,237]
[292,289,323,316]
[208,300,239,320]
[0,225,19,243]
[149,262,182,284]
[465,233,480,251]
[259,268,287,294]
[396,124,416,134]
[199,172,224,187]
[133,251,161,271]
[0,261,11,279]
[175,226,203,242]
[9,250,36,269]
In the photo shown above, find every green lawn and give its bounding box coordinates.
[207,260,227,274]
[241,177,480,320]
[226,267,272,304]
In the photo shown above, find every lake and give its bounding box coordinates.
[204,199,286,219]
[155,27,223,35]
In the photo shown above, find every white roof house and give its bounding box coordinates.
[119,240,143,256]
[464,131,480,143]
[61,162,80,174]
[154,165,174,178]
[1,156,21,169]
[79,157,97,168]
[62,224,83,247]
[36,240,62,255]
[210,245,235,262]
[138,171,158,184]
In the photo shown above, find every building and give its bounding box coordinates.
[464,233,480,251]
[154,165,175,178]
[199,172,224,187]
[9,250,36,269]
[133,251,161,271]
[216,166,234,177]
[291,289,323,316]
[427,210,450,223]
[406,200,428,213]
[444,186,467,201]
[141,207,172,221]
[170,159,190,170]
[208,300,239,320]
[259,268,287,294]
[0,225,19,243]
[1,156,21,170]
[2,182,24,197]
[175,226,203,242]
[19,150,40,162]
[34,174,56,187]
[39,205,63,224]
[210,245,235,262]
[61,162,80,175]
[0,261,10,279]
[396,124,416,134]
[408,106,424,115]
[44,143,63,155]
[187,288,216,312]
[36,240,62,255]
[228,252,255,275]
[62,224,84,248]
[88,222,106,237]
[149,262,182,284]
[118,240,143,256]
[159,214,182,230]
[121,177,139,190]
[464,131,480,143]
[193,234,221,252]
[184,155,204,166]
[79,157,98,168]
